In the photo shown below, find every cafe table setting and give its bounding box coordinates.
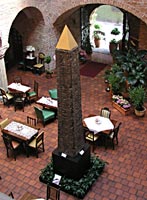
[8,82,31,94]
[83,115,114,135]
[2,121,38,140]
[2,120,39,157]
[36,96,58,109]
[0,192,15,200]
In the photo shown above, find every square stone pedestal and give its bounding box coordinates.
[52,143,91,180]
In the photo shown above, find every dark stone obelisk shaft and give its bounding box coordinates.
[56,47,85,157]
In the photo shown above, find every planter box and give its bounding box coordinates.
[112,101,130,115]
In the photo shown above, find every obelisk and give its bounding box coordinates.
[52,25,90,180]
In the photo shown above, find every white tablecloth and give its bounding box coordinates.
[37,96,58,108]
[83,116,114,134]
[0,192,15,200]
[4,121,38,140]
[8,83,31,93]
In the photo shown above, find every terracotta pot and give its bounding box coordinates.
[134,107,146,117]
[109,43,118,54]
[94,38,100,48]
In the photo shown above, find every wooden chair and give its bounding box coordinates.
[34,106,56,127]
[84,128,99,153]
[27,116,40,131]
[0,87,14,107]
[48,89,58,100]
[35,52,45,66]
[19,192,39,200]
[83,115,99,152]
[46,185,60,200]
[27,80,38,103]
[2,135,22,160]
[104,122,122,149]
[100,107,111,118]
[28,131,45,158]
[27,116,37,127]
[14,93,25,112]
[111,119,118,127]
[33,52,45,75]
[9,192,14,199]
[0,118,9,129]
[13,76,22,84]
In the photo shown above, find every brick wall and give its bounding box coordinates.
[0,0,147,63]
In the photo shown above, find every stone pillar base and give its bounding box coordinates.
[52,143,91,180]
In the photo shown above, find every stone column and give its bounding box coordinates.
[0,46,8,91]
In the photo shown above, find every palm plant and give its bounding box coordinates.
[129,85,146,111]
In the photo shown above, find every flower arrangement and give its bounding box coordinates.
[112,95,131,109]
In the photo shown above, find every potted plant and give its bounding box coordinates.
[93,24,105,48]
[93,24,100,48]
[44,55,53,78]
[44,55,51,66]
[113,47,147,88]
[109,27,120,54]
[93,31,101,48]
[107,63,125,95]
[107,72,122,95]
[129,85,146,116]
[109,39,118,54]
[111,28,120,35]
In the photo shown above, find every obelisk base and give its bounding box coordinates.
[52,143,91,180]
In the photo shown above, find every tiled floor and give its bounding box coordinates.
[0,54,147,200]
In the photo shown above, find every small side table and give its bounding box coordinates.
[25,57,37,71]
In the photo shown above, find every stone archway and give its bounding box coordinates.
[89,5,125,53]
[5,7,45,68]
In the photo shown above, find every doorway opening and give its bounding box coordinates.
[90,5,124,54]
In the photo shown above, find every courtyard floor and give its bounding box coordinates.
[0,54,147,200]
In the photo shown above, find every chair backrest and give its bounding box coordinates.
[34,106,44,120]
[0,118,9,129]
[19,192,40,200]
[13,76,22,84]
[34,81,39,96]
[114,122,122,137]
[0,87,7,98]
[2,135,13,150]
[27,116,37,127]
[36,131,44,148]
[110,122,122,139]
[49,89,57,100]
[100,107,111,118]
[47,185,60,200]
[8,192,14,199]
[38,52,45,64]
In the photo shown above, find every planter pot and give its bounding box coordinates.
[109,43,118,54]
[94,38,100,48]
[134,107,146,117]
[112,101,130,115]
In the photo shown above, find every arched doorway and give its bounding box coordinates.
[90,5,125,54]
[4,7,44,70]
